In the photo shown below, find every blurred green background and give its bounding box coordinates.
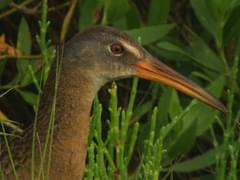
[0,0,239,179]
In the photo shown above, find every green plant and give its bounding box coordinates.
[0,0,239,179]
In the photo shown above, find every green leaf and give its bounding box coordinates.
[168,119,197,157]
[173,147,221,172]
[18,90,38,107]
[181,76,225,136]
[16,17,32,85]
[104,0,130,23]
[133,100,153,121]
[157,32,225,73]
[224,6,240,44]
[17,18,31,55]
[156,40,193,62]
[156,88,172,127]
[79,0,103,30]
[210,0,237,19]
[126,24,174,45]
[188,32,225,73]
[0,0,12,9]
[231,0,240,8]
[195,76,225,135]
[191,0,220,40]
[126,3,143,29]
[16,18,31,70]
[167,76,225,157]
[148,0,171,25]
[157,41,191,57]
[169,90,183,119]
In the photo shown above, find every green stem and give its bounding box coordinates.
[0,122,18,180]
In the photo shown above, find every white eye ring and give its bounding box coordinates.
[109,43,124,56]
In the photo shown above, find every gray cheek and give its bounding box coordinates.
[109,63,137,80]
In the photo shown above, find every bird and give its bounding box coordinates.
[0,26,226,180]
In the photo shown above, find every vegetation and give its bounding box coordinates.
[0,0,239,179]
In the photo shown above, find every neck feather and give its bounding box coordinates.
[2,57,102,180]
[36,63,99,179]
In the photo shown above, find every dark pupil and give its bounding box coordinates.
[111,44,122,54]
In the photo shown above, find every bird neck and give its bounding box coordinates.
[36,62,100,179]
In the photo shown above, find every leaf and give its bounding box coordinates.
[132,100,153,121]
[18,90,38,107]
[105,0,130,23]
[148,0,171,25]
[79,0,103,30]
[17,18,31,55]
[157,33,225,73]
[182,76,225,133]
[169,90,183,119]
[231,0,240,9]
[224,6,240,44]
[156,40,192,62]
[188,32,225,73]
[168,119,197,157]
[167,76,225,157]
[16,17,32,85]
[190,0,232,46]
[157,41,191,58]
[209,0,236,19]
[173,147,221,172]
[0,0,12,9]
[126,24,174,45]
[191,0,218,39]
[126,3,143,29]
[156,88,172,127]
[195,76,225,135]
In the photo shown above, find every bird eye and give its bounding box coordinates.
[110,43,124,56]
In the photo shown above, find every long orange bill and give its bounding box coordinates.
[135,56,226,112]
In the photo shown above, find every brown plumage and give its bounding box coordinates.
[0,26,226,180]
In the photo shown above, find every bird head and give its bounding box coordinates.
[63,26,226,112]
